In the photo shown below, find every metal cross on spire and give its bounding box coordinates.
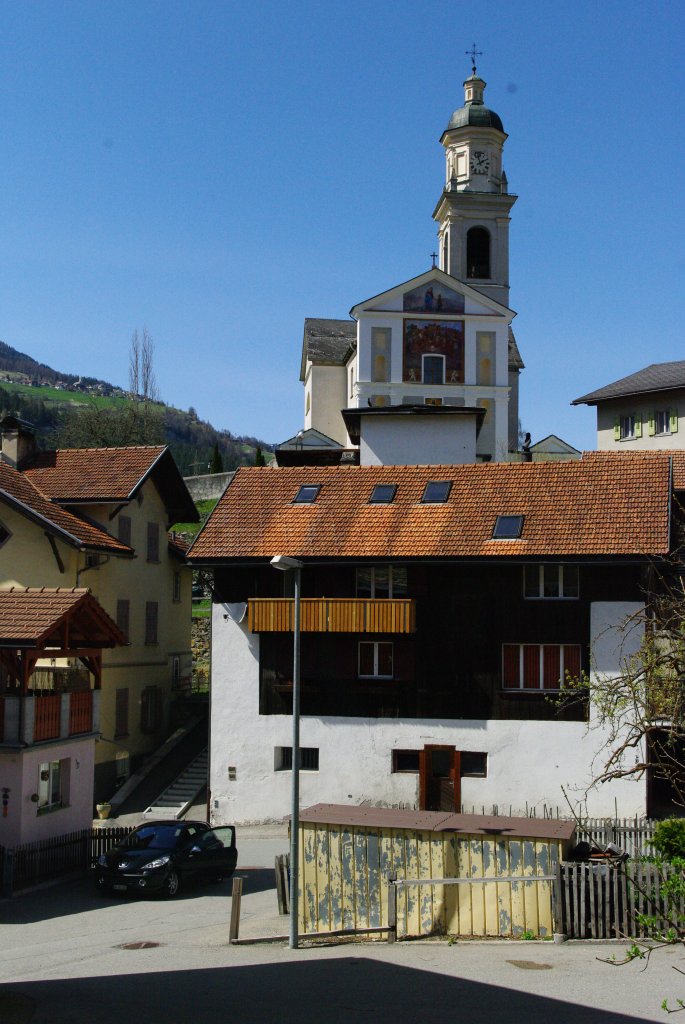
[430,252,438,268]
[465,43,482,75]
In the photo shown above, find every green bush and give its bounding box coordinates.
[651,818,685,861]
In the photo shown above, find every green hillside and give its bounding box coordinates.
[0,349,273,475]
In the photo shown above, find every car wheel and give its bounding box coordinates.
[165,869,181,898]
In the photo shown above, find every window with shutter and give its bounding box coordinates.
[502,644,581,691]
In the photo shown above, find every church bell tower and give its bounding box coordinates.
[433,63,517,307]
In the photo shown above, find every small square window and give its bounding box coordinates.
[461,752,488,777]
[655,410,671,435]
[421,480,452,503]
[370,484,397,504]
[293,485,321,503]
[493,514,524,539]
[392,750,420,773]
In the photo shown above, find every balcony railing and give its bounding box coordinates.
[248,598,416,634]
[0,691,100,746]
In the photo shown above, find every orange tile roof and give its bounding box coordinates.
[23,446,167,501]
[580,448,685,491]
[189,454,672,562]
[0,587,126,647]
[0,462,132,554]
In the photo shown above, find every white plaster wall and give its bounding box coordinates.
[0,738,96,847]
[359,416,477,466]
[308,364,349,445]
[210,600,650,825]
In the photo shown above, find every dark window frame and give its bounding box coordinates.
[493,514,524,539]
[147,522,160,562]
[421,480,452,504]
[369,484,397,504]
[145,601,159,645]
[293,484,321,504]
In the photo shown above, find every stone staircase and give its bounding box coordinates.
[143,748,208,820]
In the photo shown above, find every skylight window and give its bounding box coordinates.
[421,480,452,504]
[493,515,524,539]
[293,484,321,504]
[369,484,397,504]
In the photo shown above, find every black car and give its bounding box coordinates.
[93,820,237,897]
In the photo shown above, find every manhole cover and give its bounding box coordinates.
[116,941,164,950]
[506,960,553,971]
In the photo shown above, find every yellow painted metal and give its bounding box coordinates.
[247,598,416,634]
[298,821,561,939]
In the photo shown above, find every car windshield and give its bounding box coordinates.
[124,825,185,851]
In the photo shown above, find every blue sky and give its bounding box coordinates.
[1,1,683,449]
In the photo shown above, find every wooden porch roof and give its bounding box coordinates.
[0,587,126,649]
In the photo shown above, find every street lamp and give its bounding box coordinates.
[270,554,303,949]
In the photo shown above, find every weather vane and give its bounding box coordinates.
[466,43,482,75]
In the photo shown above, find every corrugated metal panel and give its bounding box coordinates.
[298,815,563,939]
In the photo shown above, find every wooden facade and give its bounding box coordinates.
[215,560,645,723]
[248,597,416,634]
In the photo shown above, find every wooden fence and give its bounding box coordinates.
[555,861,682,939]
[575,818,656,860]
[1,826,133,897]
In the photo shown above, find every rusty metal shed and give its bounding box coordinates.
[297,803,575,940]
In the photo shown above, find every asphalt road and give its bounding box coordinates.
[1,836,682,1024]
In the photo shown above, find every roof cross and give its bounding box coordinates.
[430,252,438,268]
[465,43,482,75]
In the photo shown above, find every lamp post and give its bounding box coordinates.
[270,554,303,949]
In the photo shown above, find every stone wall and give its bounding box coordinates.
[184,472,234,502]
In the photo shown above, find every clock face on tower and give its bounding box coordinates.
[470,150,490,175]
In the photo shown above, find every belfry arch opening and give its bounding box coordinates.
[467,227,490,279]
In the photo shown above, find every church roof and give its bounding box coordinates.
[446,103,504,133]
[572,361,685,405]
[300,319,356,380]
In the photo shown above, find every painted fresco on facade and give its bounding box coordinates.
[403,319,465,383]
[403,282,465,314]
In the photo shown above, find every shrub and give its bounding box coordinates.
[651,818,685,861]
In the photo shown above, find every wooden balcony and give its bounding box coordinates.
[248,598,416,634]
[68,691,93,735]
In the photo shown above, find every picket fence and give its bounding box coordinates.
[1,826,133,896]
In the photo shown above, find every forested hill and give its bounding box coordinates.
[0,341,273,474]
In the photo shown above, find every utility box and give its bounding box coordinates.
[297,803,575,939]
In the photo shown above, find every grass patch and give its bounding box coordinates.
[173,499,218,538]
[192,599,211,618]
[0,381,131,410]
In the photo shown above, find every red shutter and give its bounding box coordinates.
[563,645,581,684]
[543,645,561,689]
[378,643,393,677]
[522,645,540,689]
[502,645,520,688]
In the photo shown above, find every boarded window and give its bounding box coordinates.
[147,522,160,562]
[145,601,158,645]
[140,686,163,734]
[115,688,129,737]
[118,515,132,547]
[116,599,130,641]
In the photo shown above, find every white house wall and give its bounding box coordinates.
[209,600,647,826]
[359,416,477,466]
[306,364,349,446]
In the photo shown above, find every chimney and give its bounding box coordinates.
[0,416,37,469]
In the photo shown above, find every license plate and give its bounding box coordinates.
[113,884,127,891]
